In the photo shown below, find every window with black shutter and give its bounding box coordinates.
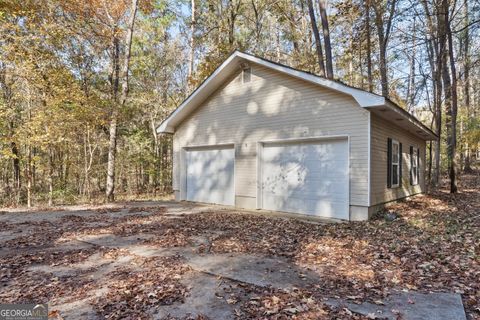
[410,146,418,186]
[388,138,401,188]
[399,142,403,187]
[417,148,420,184]
[387,138,392,188]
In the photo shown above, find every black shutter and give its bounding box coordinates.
[399,143,403,187]
[387,138,392,188]
[410,146,413,185]
[417,148,420,183]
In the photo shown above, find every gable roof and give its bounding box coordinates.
[157,51,436,140]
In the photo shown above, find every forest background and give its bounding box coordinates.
[0,0,478,207]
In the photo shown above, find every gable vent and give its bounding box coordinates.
[242,67,251,83]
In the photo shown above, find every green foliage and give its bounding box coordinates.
[0,0,478,206]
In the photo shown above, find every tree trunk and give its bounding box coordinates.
[307,0,325,76]
[422,0,443,188]
[378,39,388,97]
[26,144,32,208]
[372,3,387,96]
[188,0,195,83]
[462,0,472,173]
[32,147,36,189]
[432,75,442,188]
[119,0,138,112]
[372,0,397,97]
[318,0,333,79]
[349,26,354,85]
[365,0,373,92]
[83,132,88,197]
[48,149,53,206]
[359,35,364,89]
[105,0,139,202]
[150,115,159,191]
[251,0,262,51]
[428,140,433,190]
[445,4,458,193]
[105,35,120,202]
[406,18,416,112]
[275,22,281,61]
[11,142,20,202]
[440,38,451,191]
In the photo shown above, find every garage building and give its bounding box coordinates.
[157,51,436,221]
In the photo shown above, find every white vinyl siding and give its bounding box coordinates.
[370,114,426,205]
[173,64,370,208]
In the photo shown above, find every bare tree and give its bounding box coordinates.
[106,0,139,202]
[406,17,417,112]
[372,0,397,97]
[318,0,333,79]
[307,0,326,76]
[365,0,373,92]
[421,0,444,188]
[444,0,458,193]
[188,0,195,83]
[462,0,472,172]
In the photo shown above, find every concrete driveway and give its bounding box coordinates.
[0,201,467,319]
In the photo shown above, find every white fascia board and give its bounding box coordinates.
[234,52,385,107]
[366,101,436,140]
[157,51,386,134]
[157,121,174,134]
[156,52,241,134]
[384,101,437,140]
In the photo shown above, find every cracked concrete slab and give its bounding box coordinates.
[124,235,213,258]
[30,253,136,319]
[0,239,95,258]
[186,253,318,289]
[1,201,469,320]
[152,272,244,319]
[127,244,192,258]
[52,297,101,320]
[75,233,155,248]
[29,252,134,278]
[326,290,466,320]
[0,230,24,243]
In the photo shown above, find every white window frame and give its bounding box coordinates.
[411,147,419,186]
[391,139,400,188]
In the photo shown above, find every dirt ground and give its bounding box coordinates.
[0,173,479,319]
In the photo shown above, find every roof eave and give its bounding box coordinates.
[156,51,243,134]
[234,52,386,108]
[156,51,387,134]
[366,101,437,140]
[157,122,174,134]
[386,101,437,140]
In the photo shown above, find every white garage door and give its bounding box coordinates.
[186,146,235,205]
[260,139,349,219]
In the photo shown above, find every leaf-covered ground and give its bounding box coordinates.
[0,173,478,319]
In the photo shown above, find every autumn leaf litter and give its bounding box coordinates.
[0,173,478,319]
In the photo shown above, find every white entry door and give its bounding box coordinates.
[260,139,349,219]
[186,146,235,205]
